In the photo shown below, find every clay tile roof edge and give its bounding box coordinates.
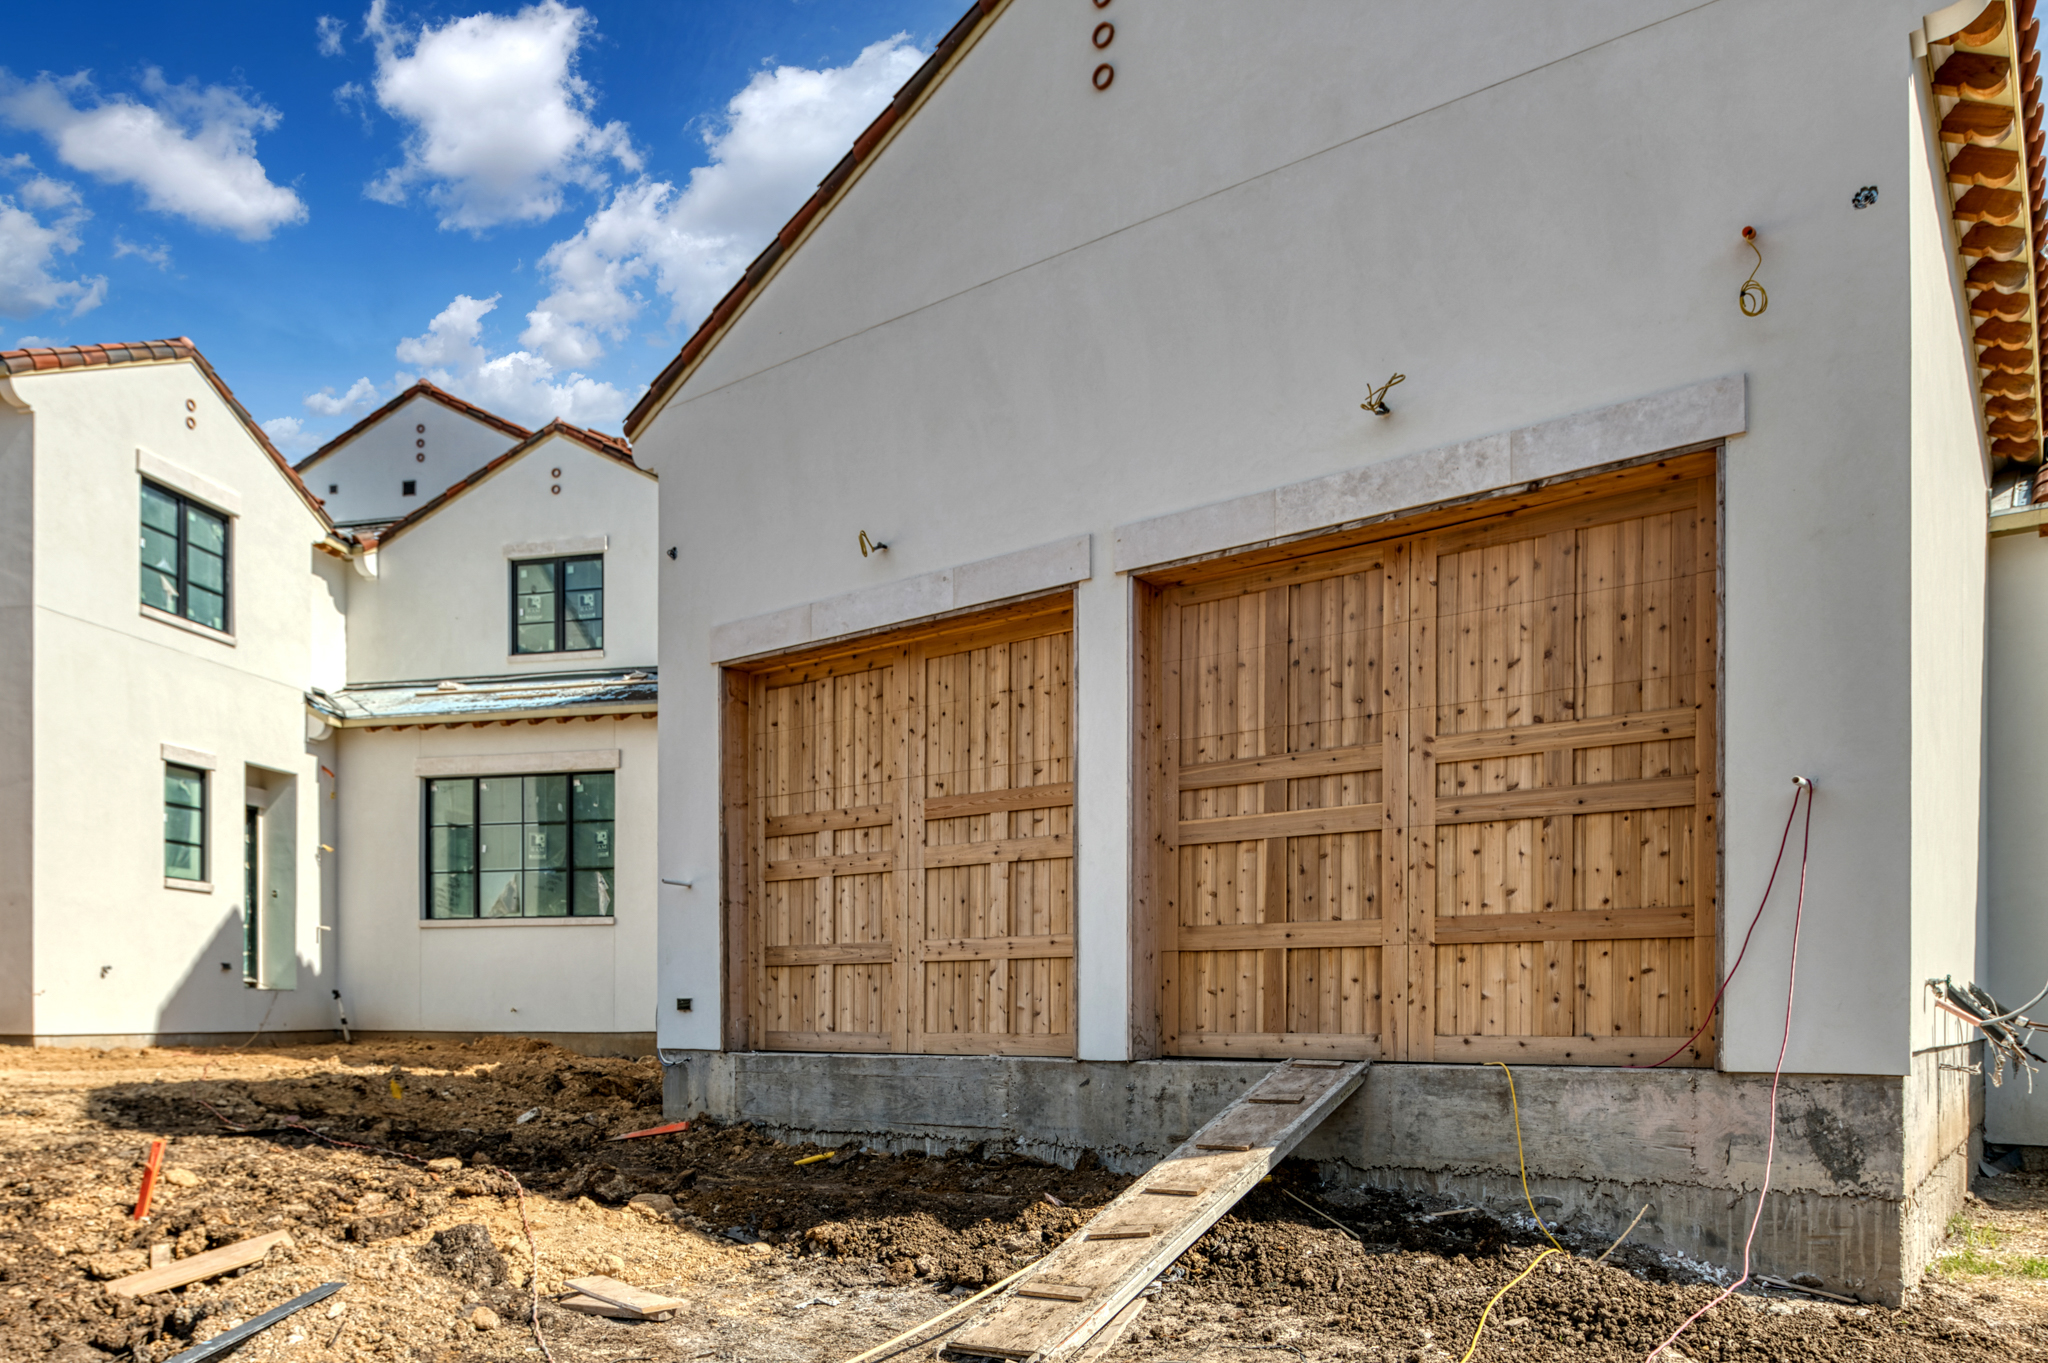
[295,379,533,472]
[621,0,1007,441]
[0,336,338,534]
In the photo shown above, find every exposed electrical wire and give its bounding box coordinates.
[1645,777,1813,1363]
[1928,975,2047,1089]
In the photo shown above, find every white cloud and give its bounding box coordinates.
[113,235,172,269]
[262,415,318,456]
[316,16,347,57]
[0,68,306,240]
[304,376,379,416]
[362,0,637,231]
[0,157,105,319]
[518,36,923,367]
[393,293,630,428]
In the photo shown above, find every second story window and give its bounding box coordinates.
[140,480,230,633]
[511,554,603,654]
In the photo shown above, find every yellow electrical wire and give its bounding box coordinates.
[1455,1247,1563,1363]
[1448,1063,1570,1362]
[1488,1061,1564,1252]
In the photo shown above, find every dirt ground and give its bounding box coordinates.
[1,1039,2044,1363]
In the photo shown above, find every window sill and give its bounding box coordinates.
[421,916,615,929]
[165,878,213,893]
[507,649,604,665]
[141,603,235,646]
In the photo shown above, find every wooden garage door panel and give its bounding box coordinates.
[756,663,905,1051]
[917,631,1076,1050]
[1163,565,1391,1056]
[737,600,1077,1057]
[1154,462,1717,1066]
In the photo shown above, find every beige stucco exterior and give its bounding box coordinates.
[0,354,659,1048]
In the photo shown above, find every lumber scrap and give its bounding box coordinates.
[558,1275,685,1320]
[104,1231,294,1297]
[943,1059,1366,1362]
[557,1294,674,1321]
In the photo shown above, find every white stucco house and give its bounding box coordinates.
[0,338,659,1055]
[626,0,2040,1301]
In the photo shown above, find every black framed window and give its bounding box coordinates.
[511,554,602,654]
[424,771,615,918]
[164,764,206,881]
[140,480,230,632]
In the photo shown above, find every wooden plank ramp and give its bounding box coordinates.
[942,1059,1367,1362]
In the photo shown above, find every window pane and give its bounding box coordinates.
[165,805,203,845]
[563,557,603,592]
[186,586,226,632]
[165,841,204,880]
[529,870,569,917]
[572,773,614,821]
[141,567,176,612]
[186,546,225,592]
[165,768,204,808]
[573,820,614,869]
[515,591,555,625]
[524,823,568,870]
[141,524,178,575]
[564,588,602,620]
[514,562,558,595]
[185,505,226,556]
[573,868,613,916]
[478,830,520,872]
[141,484,180,534]
[428,825,475,875]
[514,622,556,654]
[565,613,602,651]
[480,871,522,917]
[428,873,475,918]
[478,777,523,825]
[429,779,475,826]
[526,774,568,823]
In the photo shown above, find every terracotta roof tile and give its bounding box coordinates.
[0,336,336,530]
[622,0,1004,440]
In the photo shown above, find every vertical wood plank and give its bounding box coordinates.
[1691,474,1721,1060]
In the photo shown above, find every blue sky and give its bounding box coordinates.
[0,0,964,450]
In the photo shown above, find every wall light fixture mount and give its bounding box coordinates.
[1360,373,1406,416]
[858,530,889,557]
[1739,227,1768,317]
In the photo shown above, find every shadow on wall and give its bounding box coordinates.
[151,904,325,1042]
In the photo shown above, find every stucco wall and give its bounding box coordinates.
[1985,528,2048,1143]
[333,717,658,1037]
[0,396,33,1037]
[643,0,1961,1075]
[1906,54,1992,1061]
[11,360,337,1040]
[343,432,658,684]
[305,393,522,527]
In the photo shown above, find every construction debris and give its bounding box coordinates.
[613,1120,691,1141]
[558,1273,685,1320]
[103,1231,294,1297]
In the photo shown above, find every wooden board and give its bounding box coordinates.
[560,1275,686,1318]
[1146,459,1719,1066]
[733,599,1078,1056]
[943,1059,1366,1362]
[557,1294,673,1321]
[104,1231,293,1296]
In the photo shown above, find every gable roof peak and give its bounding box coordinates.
[296,378,532,472]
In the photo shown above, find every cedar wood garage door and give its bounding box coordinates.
[1140,453,1720,1066]
[723,598,1078,1055]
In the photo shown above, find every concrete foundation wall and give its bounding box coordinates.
[663,1051,1980,1304]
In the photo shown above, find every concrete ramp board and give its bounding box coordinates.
[943,1059,1367,1362]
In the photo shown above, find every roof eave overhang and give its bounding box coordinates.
[1920,0,2046,475]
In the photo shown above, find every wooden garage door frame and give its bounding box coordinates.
[720,593,1079,1056]
[1134,450,1721,1066]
